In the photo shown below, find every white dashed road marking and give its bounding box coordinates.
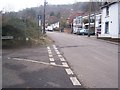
[48,50,51,52]
[48,51,52,55]
[53,45,58,50]
[62,62,69,67]
[55,50,58,52]
[65,68,74,75]
[58,55,62,58]
[47,46,57,65]
[49,54,53,58]
[50,45,81,86]
[49,58,55,61]
[70,77,81,85]
[56,51,60,55]
[60,57,66,61]
[47,46,50,50]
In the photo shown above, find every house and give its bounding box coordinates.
[73,16,83,34]
[82,14,95,35]
[66,12,84,33]
[99,1,120,38]
[95,14,102,35]
[73,13,96,35]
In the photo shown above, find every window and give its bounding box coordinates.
[106,6,109,16]
[105,22,109,34]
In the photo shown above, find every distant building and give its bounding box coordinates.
[73,16,83,34]
[99,1,120,38]
[67,12,84,32]
[82,14,95,35]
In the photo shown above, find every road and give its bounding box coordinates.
[2,46,82,88]
[47,31,118,88]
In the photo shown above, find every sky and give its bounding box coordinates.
[0,0,89,12]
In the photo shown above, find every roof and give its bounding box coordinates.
[101,1,120,9]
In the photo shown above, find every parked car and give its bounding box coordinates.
[77,28,95,35]
[76,28,82,35]
[77,28,87,35]
[73,28,77,34]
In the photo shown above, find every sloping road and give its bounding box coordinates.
[47,31,118,88]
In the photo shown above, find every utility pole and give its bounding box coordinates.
[88,0,92,37]
[43,0,47,34]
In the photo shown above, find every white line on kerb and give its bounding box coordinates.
[62,62,69,67]
[53,45,56,47]
[53,45,58,50]
[55,49,58,52]
[47,46,50,50]
[49,54,53,57]
[65,68,74,75]
[70,77,81,85]
[60,57,66,61]
[58,55,63,58]
[54,48,58,50]
[50,62,56,65]
[49,58,55,61]
[12,57,65,67]
[53,45,56,48]
[48,50,51,52]
[48,51,52,55]
[56,51,60,55]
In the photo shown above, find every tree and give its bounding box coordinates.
[50,12,55,16]
[56,12,61,19]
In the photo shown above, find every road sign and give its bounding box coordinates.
[38,15,42,20]
[39,20,42,26]
[1,36,13,39]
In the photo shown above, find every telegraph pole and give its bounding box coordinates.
[88,0,92,37]
[43,0,47,34]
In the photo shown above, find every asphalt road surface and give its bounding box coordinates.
[2,46,83,88]
[47,31,118,88]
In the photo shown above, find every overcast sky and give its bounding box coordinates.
[0,0,89,12]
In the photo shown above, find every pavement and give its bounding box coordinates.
[47,31,118,88]
[2,46,83,88]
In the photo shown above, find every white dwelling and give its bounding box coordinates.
[73,18,77,33]
[73,16,83,34]
[95,14,102,35]
[52,22,59,28]
[99,1,120,38]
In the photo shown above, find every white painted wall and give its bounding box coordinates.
[109,3,119,38]
[95,14,101,34]
[100,2,119,38]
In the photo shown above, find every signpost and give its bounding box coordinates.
[38,15,42,38]
[1,36,13,40]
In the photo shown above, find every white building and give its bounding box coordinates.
[73,16,83,34]
[99,1,120,38]
[52,22,59,29]
[95,14,102,35]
